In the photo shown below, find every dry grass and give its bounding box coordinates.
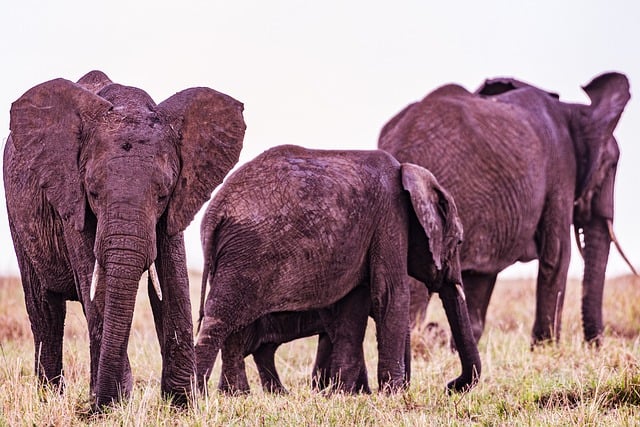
[1,272,639,425]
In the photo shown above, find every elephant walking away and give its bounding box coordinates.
[3,71,245,409]
[379,72,633,346]
[195,145,480,394]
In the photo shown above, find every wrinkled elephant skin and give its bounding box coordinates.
[4,70,245,409]
[195,145,480,394]
[379,72,630,346]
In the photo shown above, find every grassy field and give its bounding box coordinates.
[0,272,639,426]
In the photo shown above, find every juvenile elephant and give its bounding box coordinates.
[195,145,480,394]
[379,72,632,345]
[3,71,245,409]
[216,285,372,394]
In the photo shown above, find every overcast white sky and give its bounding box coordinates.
[1,1,639,279]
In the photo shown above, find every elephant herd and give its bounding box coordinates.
[3,70,633,411]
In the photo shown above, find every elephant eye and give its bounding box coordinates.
[89,191,99,200]
[158,195,168,203]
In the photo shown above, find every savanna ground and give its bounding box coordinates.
[0,271,639,426]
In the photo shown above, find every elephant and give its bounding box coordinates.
[3,70,245,409]
[215,285,372,394]
[378,72,632,346]
[195,144,480,395]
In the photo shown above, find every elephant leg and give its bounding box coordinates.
[319,286,372,394]
[320,328,369,394]
[59,224,103,396]
[148,231,195,405]
[313,333,371,392]
[340,300,405,393]
[17,254,66,389]
[77,265,109,399]
[370,266,409,392]
[195,280,258,394]
[194,320,222,395]
[461,271,498,343]
[532,205,572,344]
[218,332,250,394]
[253,342,287,394]
[312,333,332,390]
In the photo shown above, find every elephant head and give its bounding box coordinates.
[9,70,245,407]
[572,73,633,343]
[401,163,480,391]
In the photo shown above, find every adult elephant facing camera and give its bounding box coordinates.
[195,145,480,394]
[379,72,632,346]
[4,71,245,409]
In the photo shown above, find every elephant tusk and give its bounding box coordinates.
[607,220,638,276]
[149,262,163,301]
[455,283,466,302]
[574,227,585,259]
[90,260,100,301]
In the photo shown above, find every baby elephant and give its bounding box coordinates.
[196,145,480,394]
[216,286,372,394]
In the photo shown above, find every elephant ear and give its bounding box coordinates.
[9,77,113,231]
[582,72,630,128]
[575,72,630,212]
[158,87,245,236]
[401,163,462,276]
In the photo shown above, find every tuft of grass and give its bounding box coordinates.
[603,274,640,338]
[533,369,640,416]
[1,273,640,425]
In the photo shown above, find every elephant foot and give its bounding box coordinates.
[37,375,66,398]
[377,370,406,394]
[162,388,192,408]
[263,382,288,394]
[530,322,560,348]
[529,335,556,350]
[217,370,251,396]
[336,376,372,394]
[160,375,194,408]
[585,334,602,348]
[194,339,220,396]
[352,384,372,394]
[90,396,119,415]
[313,374,365,395]
[91,374,133,412]
[75,398,104,420]
[355,380,372,394]
[583,325,603,347]
[218,386,251,396]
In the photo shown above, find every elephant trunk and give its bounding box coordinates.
[440,283,481,392]
[93,222,151,408]
[581,217,610,345]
